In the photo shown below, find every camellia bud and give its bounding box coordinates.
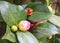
[11,25,18,32]
[19,21,31,32]
[25,8,33,16]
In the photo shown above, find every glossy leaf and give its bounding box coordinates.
[16,31,39,43]
[25,2,50,13]
[33,22,58,36]
[48,14,60,27]
[32,30,47,39]
[2,25,16,42]
[0,1,27,26]
[32,31,48,43]
[28,12,51,22]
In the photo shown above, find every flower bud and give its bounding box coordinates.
[19,21,31,32]
[11,25,18,32]
[25,8,33,16]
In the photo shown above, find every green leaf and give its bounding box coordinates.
[39,38,48,43]
[0,1,27,26]
[2,25,16,42]
[48,14,60,27]
[25,2,50,13]
[28,12,51,22]
[0,13,3,22]
[0,39,10,43]
[32,30,47,39]
[39,36,47,42]
[0,39,4,43]
[33,22,58,36]
[16,31,39,43]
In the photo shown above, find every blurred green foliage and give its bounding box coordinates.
[0,0,60,43]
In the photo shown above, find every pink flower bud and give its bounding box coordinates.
[19,21,31,32]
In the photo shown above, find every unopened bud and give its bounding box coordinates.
[25,8,33,16]
[19,21,31,32]
[11,25,18,32]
